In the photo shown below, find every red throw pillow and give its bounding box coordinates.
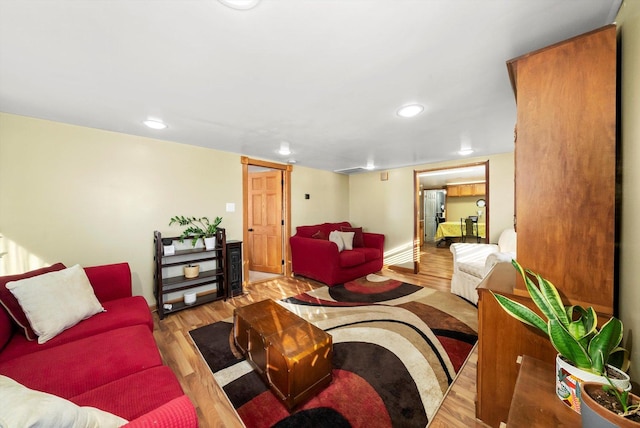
[312,230,328,240]
[341,226,364,247]
[0,263,66,341]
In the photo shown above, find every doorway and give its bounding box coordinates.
[241,157,292,286]
[414,161,489,274]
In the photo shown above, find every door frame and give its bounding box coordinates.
[413,160,489,273]
[241,156,292,286]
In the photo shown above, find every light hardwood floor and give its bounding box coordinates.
[153,242,487,427]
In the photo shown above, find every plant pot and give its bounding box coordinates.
[556,354,631,413]
[204,236,216,250]
[183,291,197,306]
[580,382,640,427]
[183,265,200,279]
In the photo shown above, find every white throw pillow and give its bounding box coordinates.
[329,230,345,252]
[0,375,127,428]
[6,264,105,344]
[339,231,355,251]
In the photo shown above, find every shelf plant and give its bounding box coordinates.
[491,259,630,412]
[169,216,223,247]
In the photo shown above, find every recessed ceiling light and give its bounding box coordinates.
[143,119,167,130]
[278,141,291,156]
[458,148,474,156]
[397,104,424,118]
[218,0,260,10]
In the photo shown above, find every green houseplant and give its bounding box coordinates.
[492,259,630,413]
[169,216,223,248]
[580,379,640,426]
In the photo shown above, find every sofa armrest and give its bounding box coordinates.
[362,232,385,251]
[290,236,340,271]
[122,396,198,428]
[83,262,132,303]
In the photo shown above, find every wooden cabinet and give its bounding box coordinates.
[476,264,557,427]
[509,24,617,314]
[226,240,243,297]
[476,25,618,427]
[154,229,228,319]
[446,182,485,197]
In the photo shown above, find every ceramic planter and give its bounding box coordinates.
[580,382,640,428]
[556,354,631,413]
[204,236,216,250]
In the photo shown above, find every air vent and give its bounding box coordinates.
[334,167,367,175]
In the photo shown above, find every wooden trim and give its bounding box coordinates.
[386,264,415,275]
[241,157,293,287]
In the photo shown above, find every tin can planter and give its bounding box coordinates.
[556,355,631,413]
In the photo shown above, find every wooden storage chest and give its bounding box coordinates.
[233,299,333,410]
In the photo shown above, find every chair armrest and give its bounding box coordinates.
[122,396,198,428]
[362,232,385,251]
[83,262,132,303]
[450,243,499,269]
[484,252,516,275]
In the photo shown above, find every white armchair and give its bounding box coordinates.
[449,228,517,304]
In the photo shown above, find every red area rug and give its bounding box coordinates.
[190,274,478,428]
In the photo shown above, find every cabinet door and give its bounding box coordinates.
[473,183,486,195]
[447,185,460,197]
[512,25,616,314]
[459,184,473,196]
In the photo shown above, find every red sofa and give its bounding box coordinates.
[290,221,385,286]
[0,262,197,427]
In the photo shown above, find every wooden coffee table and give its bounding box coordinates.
[233,299,333,410]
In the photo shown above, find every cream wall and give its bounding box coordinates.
[0,113,353,305]
[348,152,515,267]
[617,0,640,383]
[290,165,349,231]
[0,113,244,303]
[446,196,485,225]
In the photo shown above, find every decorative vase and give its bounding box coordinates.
[204,236,216,250]
[580,382,640,427]
[556,354,631,413]
[183,265,200,279]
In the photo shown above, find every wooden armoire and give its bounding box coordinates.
[476,24,617,427]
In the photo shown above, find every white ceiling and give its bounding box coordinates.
[0,0,621,174]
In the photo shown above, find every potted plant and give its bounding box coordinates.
[492,260,630,413]
[169,216,223,249]
[580,379,640,427]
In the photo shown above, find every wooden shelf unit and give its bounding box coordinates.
[154,229,227,319]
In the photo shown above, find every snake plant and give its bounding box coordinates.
[491,259,628,376]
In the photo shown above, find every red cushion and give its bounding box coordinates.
[312,230,328,240]
[339,250,366,268]
[296,222,352,238]
[0,325,162,398]
[353,247,382,262]
[84,263,132,302]
[0,263,66,341]
[123,395,197,428]
[71,366,187,421]
[0,296,152,363]
[0,307,13,352]
[341,226,364,247]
